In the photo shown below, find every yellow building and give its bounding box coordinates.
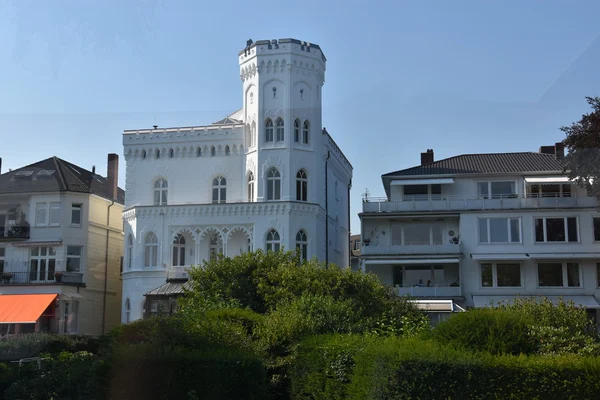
[0,154,124,336]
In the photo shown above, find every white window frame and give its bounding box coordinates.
[296,230,308,262]
[49,202,60,226]
[125,298,131,324]
[212,176,227,204]
[536,262,582,288]
[30,247,57,282]
[391,223,444,246]
[144,233,159,268]
[275,117,284,142]
[534,216,579,243]
[302,120,310,144]
[294,119,300,143]
[70,203,82,226]
[267,168,281,201]
[172,234,186,267]
[480,262,522,288]
[478,217,521,244]
[266,229,281,252]
[247,172,255,202]
[209,233,223,260]
[477,181,517,199]
[127,235,133,270]
[35,202,48,226]
[265,118,274,143]
[296,169,308,202]
[153,179,168,206]
[66,246,82,272]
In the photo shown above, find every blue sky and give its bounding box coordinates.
[1,0,599,234]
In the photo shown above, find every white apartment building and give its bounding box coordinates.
[0,155,124,335]
[122,38,353,322]
[360,144,600,323]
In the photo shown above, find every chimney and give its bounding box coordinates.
[539,146,555,155]
[107,154,119,201]
[421,149,434,165]
[554,142,565,159]
[92,165,96,175]
[0,157,2,174]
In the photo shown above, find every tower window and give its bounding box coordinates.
[300,89,304,100]
[197,147,202,157]
[153,178,168,205]
[250,92,254,104]
[296,230,308,262]
[212,176,227,204]
[266,229,281,252]
[169,149,174,158]
[210,233,224,260]
[303,120,310,144]
[225,145,230,156]
[294,119,300,143]
[172,234,186,267]
[155,149,160,159]
[211,146,216,157]
[247,172,255,202]
[272,87,277,98]
[265,118,274,143]
[267,168,281,201]
[141,150,147,159]
[276,118,284,142]
[296,169,308,202]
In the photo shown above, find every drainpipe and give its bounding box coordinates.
[325,151,330,266]
[102,200,115,334]
[348,178,352,268]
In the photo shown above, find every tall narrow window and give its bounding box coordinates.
[127,235,133,269]
[211,146,216,157]
[155,149,160,159]
[302,120,310,144]
[266,229,281,252]
[172,234,186,266]
[296,169,308,201]
[66,246,82,272]
[144,232,158,267]
[210,233,223,260]
[267,168,281,201]
[296,230,308,262]
[154,179,168,205]
[225,145,230,156]
[169,149,174,158]
[125,298,131,324]
[35,203,48,226]
[71,204,82,226]
[212,176,227,204]
[0,248,5,274]
[294,119,301,143]
[197,147,202,157]
[49,202,60,226]
[141,150,147,159]
[247,172,255,202]
[276,118,284,141]
[265,118,274,142]
[29,247,56,282]
[251,121,256,147]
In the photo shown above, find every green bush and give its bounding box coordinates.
[0,333,101,361]
[348,338,600,400]
[431,308,535,355]
[107,344,267,400]
[0,362,16,397]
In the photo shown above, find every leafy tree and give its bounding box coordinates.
[562,96,600,198]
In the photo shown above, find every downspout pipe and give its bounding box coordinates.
[325,150,330,266]
[102,200,115,334]
[348,178,352,268]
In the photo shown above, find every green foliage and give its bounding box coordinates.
[348,338,600,400]
[0,333,101,361]
[431,308,535,355]
[107,344,267,400]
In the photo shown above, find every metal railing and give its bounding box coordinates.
[363,195,597,213]
[362,243,461,255]
[396,284,461,297]
[0,271,83,285]
[0,226,30,240]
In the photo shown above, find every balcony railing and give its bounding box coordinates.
[362,243,462,256]
[0,271,83,285]
[0,226,30,240]
[396,284,461,297]
[363,195,597,213]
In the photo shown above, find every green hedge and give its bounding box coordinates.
[0,333,101,361]
[107,344,267,400]
[291,336,600,400]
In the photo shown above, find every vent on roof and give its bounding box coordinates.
[37,170,55,176]
[15,170,34,177]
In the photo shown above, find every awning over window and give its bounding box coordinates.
[364,258,460,265]
[12,240,63,247]
[410,300,465,313]
[390,178,455,186]
[524,176,573,184]
[471,253,529,261]
[0,294,58,324]
[528,253,600,260]
[473,295,600,309]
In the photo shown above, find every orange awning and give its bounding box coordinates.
[0,294,58,324]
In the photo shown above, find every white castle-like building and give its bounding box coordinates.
[121,38,353,321]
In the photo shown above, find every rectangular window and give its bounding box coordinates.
[534,217,578,243]
[35,203,48,226]
[478,181,516,199]
[391,224,444,246]
[403,185,428,200]
[478,218,520,244]
[49,202,60,225]
[594,218,600,241]
[480,262,521,287]
[597,263,600,288]
[71,204,82,226]
[538,262,581,287]
[0,247,4,274]
[66,246,82,272]
[30,247,57,282]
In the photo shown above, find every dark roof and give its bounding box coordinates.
[0,157,125,204]
[383,152,566,177]
[212,116,242,125]
[145,280,190,296]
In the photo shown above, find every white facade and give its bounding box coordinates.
[122,38,353,322]
[361,147,600,321]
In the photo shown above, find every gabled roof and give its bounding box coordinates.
[383,152,566,177]
[0,157,125,204]
[212,108,243,125]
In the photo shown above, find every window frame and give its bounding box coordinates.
[480,262,522,288]
[594,217,600,242]
[477,180,517,199]
[302,120,310,144]
[296,169,308,202]
[153,178,168,206]
[266,229,281,252]
[0,247,5,274]
[266,168,281,201]
[127,235,133,270]
[35,202,48,226]
[29,247,57,282]
[534,216,579,243]
[264,118,274,143]
[209,233,223,260]
[172,234,186,267]
[247,172,255,202]
[537,262,582,288]
[66,246,83,272]
[275,117,284,142]
[49,202,60,226]
[212,176,227,204]
[478,217,521,244]
[125,298,131,324]
[294,119,300,143]
[144,233,159,268]
[70,203,82,226]
[296,230,308,262]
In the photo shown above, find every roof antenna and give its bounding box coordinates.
[153,115,157,130]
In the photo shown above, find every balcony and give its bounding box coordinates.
[396,284,461,297]
[1,271,83,285]
[362,243,462,256]
[0,226,30,241]
[363,195,597,213]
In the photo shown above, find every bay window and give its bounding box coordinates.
[478,218,520,244]
[534,217,578,242]
[481,263,521,287]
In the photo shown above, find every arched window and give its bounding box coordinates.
[303,120,310,144]
[267,168,281,201]
[266,229,281,252]
[247,172,255,202]
[125,298,131,323]
[265,118,274,143]
[197,147,202,157]
[296,230,308,262]
[169,149,174,158]
[225,145,230,156]
[172,234,186,266]
[251,121,256,147]
[276,117,284,142]
[211,146,216,157]
[127,235,133,270]
[247,236,252,253]
[141,150,147,159]
[294,119,301,143]
[296,169,308,202]
[155,149,160,159]
[153,178,168,205]
[144,232,158,267]
[212,176,227,204]
[210,233,223,260]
